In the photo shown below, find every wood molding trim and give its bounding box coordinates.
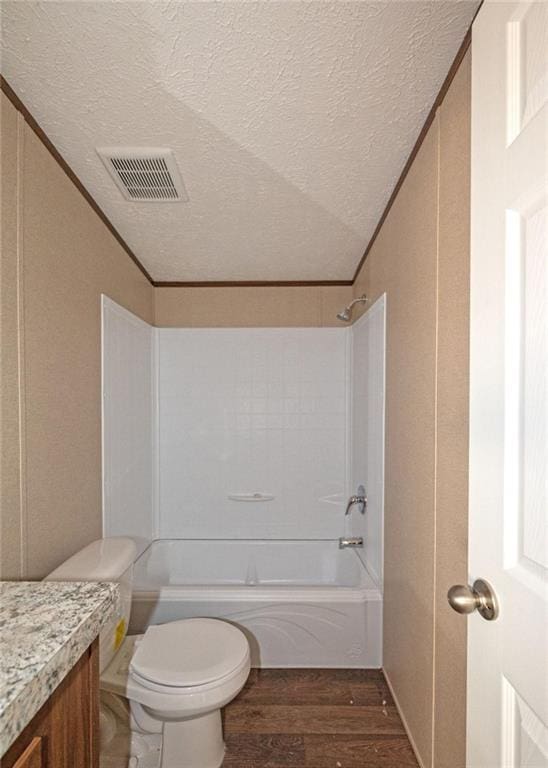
[1,75,154,284]
[0,78,350,289]
[2,8,480,289]
[153,280,353,288]
[351,17,478,283]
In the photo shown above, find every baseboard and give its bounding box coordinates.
[382,668,427,768]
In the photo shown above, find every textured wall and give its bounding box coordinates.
[0,92,154,579]
[352,51,471,768]
[355,122,439,768]
[154,285,352,328]
[433,53,471,768]
[0,92,23,579]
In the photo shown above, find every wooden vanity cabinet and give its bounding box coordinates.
[2,640,99,768]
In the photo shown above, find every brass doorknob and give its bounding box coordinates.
[447,579,499,621]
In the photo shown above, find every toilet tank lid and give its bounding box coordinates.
[45,537,137,581]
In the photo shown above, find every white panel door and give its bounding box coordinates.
[467,2,547,766]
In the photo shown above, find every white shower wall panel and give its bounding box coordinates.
[102,296,155,542]
[350,295,386,586]
[158,328,348,539]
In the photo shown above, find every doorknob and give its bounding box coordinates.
[447,579,499,621]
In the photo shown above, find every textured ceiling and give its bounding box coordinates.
[0,1,478,281]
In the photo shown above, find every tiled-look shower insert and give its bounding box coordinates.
[101,295,386,667]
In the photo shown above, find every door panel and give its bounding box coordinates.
[469,2,547,767]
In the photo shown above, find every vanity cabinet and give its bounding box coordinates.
[2,640,99,768]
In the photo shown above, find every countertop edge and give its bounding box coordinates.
[0,583,120,756]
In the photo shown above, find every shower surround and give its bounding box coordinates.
[101,295,385,666]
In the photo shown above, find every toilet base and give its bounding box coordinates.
[162,710,225,768]
[100,693,162,768]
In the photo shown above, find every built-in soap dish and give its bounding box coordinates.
[228,493,275,502]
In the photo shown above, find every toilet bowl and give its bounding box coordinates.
[45,538,251,768]
[101,618,250,768]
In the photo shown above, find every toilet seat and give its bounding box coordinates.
[101,633,250,710]
[129,618,249,692]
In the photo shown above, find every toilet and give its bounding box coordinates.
[46,537,250,768]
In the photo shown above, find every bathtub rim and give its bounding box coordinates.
[132,584,382,604]
[132,538,382,600]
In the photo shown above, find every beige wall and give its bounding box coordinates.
[355,122,439,768]
[432,54,470,768]
[1,90,22,580]
[1,50,470,759]
[154,285,352,327]
[0,92,154,579]
[353,52,470,768]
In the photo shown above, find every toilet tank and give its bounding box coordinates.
[45,537,137,673]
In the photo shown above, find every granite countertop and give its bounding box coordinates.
[0,580,120,756]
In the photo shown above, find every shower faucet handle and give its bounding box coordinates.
[345,485,367,515]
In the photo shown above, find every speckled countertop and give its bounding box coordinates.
[0,580,120,756]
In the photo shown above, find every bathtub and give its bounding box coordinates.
[129,539,382,668]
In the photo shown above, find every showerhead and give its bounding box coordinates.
[336,308,351,322]
[336,294,367,323]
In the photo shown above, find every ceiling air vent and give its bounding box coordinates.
[97,147,188,202]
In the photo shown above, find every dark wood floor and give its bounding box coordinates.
[222,669,419,767]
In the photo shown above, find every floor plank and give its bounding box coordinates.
[234,669,392,707]
[222,735,305,767]
[304,735,419,767]
[222,669,418,767]
[225,704,405,736]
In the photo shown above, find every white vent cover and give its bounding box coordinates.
[97,147,188,202]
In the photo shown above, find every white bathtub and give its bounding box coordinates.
[129,539,382,668]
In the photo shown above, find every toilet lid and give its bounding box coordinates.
[129,618,249,689]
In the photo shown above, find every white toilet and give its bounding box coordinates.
[46,537,250,768]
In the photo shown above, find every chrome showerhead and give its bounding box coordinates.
[336,295,367,323]
[336,308,351,322]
